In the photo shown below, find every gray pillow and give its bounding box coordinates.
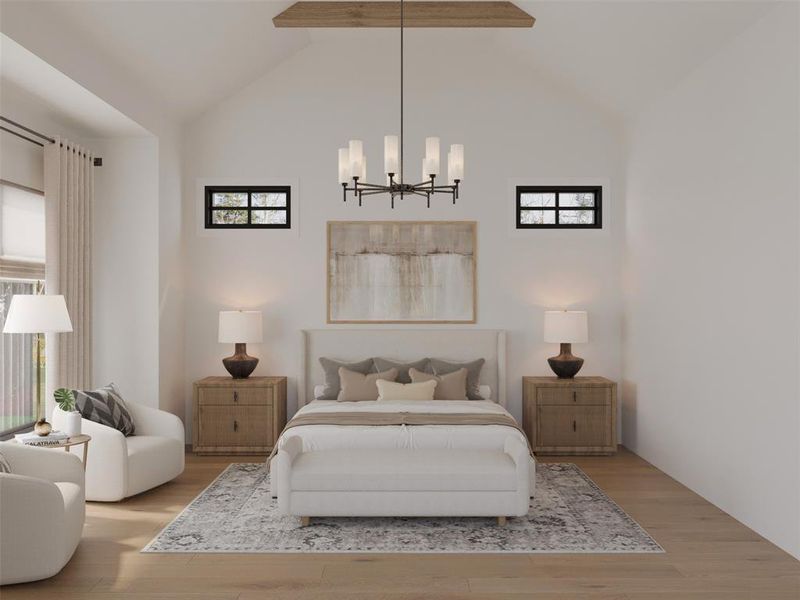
[427,358,486,400]
[318,357,375,400]
[372,357,430,384]
[73,383,136,436]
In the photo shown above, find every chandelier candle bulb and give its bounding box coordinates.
[450,144,464,180]
[384,135,399,174]
[338,148,350,184]
[425,137,440,174]
[447,151,454,184]
[422,157,436,181]
[348,139,363,177]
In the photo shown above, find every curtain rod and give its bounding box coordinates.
[0,116,103,167]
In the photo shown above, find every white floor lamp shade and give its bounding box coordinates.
[2,295,73,334]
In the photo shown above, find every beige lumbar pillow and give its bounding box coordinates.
[376,379,437,402]
[409,367,468,400]
[337,367,398,402]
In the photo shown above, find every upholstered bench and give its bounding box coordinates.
[272,437,532,525]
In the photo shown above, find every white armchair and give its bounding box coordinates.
[53,399,185,502]
[0,442,85,585]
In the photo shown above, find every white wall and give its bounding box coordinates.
[89,136,159,404]
[623,4,800,558]
[182,34,626,430]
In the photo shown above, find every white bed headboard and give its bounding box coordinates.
[300,329,507,408]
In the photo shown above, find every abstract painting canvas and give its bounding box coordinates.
[328,221,476,323]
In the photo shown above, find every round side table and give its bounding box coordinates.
[13,435,92,470]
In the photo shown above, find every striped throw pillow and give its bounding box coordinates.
[73,383,136,436]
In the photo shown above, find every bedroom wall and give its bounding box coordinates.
[623,4,800,558]
[89,136,160,406]
[181,33,626,430]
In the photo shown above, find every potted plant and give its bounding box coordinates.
[54,388,81,437]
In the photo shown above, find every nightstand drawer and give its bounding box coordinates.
[537,405,611,448]
[537,386,610,406]
[197,405,274,448]
[199,387,273,406]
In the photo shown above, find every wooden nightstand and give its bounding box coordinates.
[193,376,287,455]
[522,376,617,456]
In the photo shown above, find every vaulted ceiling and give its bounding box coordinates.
[0,1,775,125]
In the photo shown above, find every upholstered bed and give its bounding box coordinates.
[270,329,535,524]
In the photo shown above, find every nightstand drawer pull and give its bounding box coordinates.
[573,420,576,432]
[573,391,577,402]
[233,391,239,403]
[233,420,238,432]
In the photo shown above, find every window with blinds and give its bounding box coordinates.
[0,182,45,434]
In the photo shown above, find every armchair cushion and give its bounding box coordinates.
[127,436,184,497]
[73,382,135,436]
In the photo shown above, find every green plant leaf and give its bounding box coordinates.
[54,388,76,412]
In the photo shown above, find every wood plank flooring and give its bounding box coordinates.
[3,448,798,599]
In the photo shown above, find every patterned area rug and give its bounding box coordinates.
[143,463,662,553]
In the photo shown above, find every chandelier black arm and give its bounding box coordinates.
[346,182,391,191]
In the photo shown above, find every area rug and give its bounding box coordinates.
[143,463,662,553]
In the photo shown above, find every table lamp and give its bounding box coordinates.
[544,310,588,378]
[219,310,262,379]
[3,295,73,428]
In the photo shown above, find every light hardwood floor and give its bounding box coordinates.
[3,448,798,599]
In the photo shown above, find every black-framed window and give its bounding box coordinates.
[516,186,602,229]
[205,186,291,229]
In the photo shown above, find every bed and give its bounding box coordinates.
[270,329,535,525]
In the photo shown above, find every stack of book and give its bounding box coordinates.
[15,430,69,446]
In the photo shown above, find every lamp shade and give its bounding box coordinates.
[218,311,262,344]
[2,295,73,334]
[544,310,588,344]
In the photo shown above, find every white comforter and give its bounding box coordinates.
[274,399,530,455]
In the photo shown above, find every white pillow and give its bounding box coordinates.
[376,379,437,401]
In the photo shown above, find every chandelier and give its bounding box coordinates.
[336,0,464,209]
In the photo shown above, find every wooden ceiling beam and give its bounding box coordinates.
[273,2,535,28]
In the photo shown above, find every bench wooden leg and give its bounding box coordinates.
[497,516,507,526]
[300,517,311,527]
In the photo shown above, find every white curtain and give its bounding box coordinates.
[44,137,93,413]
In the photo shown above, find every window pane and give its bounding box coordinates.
[0,280,39,434]
[251,210,288,225]
[520,193,555,207]
[212,193,247,208]
[252,193,287,207]
[520,209,556,225]
[212,210,248,225]
[560,192,595,208]
[559,209,595,225]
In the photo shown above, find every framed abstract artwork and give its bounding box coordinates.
[327,221,477,324]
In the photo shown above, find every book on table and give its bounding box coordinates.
[15,430,70,446]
